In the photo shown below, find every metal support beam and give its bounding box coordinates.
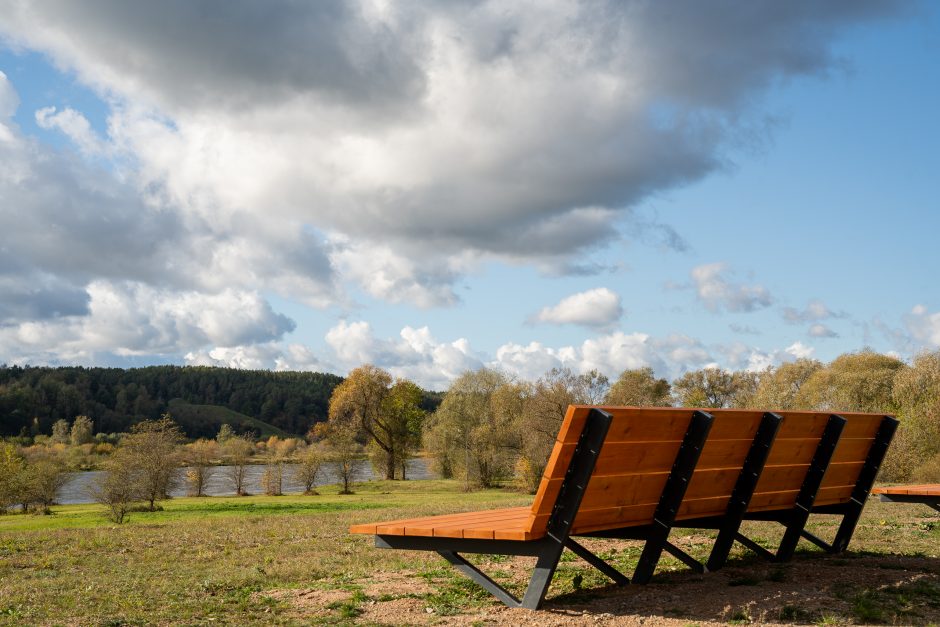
[707,412,782,571]
[438,551,521,608]
[517,407,611,609]
[799,529,834,552]
[830,415,899,553]
[734,532,776,561]
[564,538,630,585]
[775,414,846,562]
[664,541,707,573]
[632,410,713,584]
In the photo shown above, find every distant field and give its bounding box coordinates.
[1,482,939,625]
[166,398,289,438]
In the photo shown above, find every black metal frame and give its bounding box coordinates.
[877,493,940,513]
[371,411,898,609]
[727,414,899,562]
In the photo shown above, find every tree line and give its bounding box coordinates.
[0,365,346,437]
[328,350,940,492]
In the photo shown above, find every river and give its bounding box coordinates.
[57,458,436,505]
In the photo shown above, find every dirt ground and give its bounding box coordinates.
[270,505,940,626]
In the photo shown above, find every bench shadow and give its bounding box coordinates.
[540,551,940,625]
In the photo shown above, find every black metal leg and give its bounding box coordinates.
[707,412,782,571]
[438,551,522,608]
[632,411,713,584]
[776,414,846,562]
[831,416,899,553]
[734,532,776,561]
[519,542,566,609]
[799,529,834,552]
[664,541,706,573]
[564,538,630,585]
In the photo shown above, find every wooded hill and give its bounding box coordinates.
[0,365,348,438]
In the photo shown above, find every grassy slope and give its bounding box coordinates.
[1,483,939,625]
[167,398,289,438]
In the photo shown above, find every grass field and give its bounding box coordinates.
[1,481,939,625]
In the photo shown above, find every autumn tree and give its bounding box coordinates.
[0,444,25,514]
[329,365,424,480]
[884,350,940,481]
[325,419,361,494]
[223,435,254,496]
[797,350,905,413]
[669,367,758,408]
[51,419,70,444]
[295,444,325,495]
[19,453,68,514]
[606,367,672,407]
[751,359,822,409]
[92,448,141,524]
[184,439,218,497]
[426,368,517,490]
[70,415,94,445]
[121,416,183,511]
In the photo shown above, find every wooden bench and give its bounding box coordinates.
[350,406,897,609]
[872,484,940,512]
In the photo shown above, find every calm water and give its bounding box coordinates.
[58,458,436,505]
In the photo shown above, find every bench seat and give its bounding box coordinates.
[872,484,940,512]
[349,506,536,540]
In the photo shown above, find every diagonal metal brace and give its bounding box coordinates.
[564,538,630,585]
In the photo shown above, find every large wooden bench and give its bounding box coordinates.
[872,484,940,512]
[350,406,897,609]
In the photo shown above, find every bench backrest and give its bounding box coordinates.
[527,406,888,537]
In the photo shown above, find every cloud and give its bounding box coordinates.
[729,323,761,336]
[690,262,773,313]
[782,299,846,323]
[0,1,905,304]
[904,304,940,347]
[0,282,295,364]
[35,106,109,156]
[808,323,839,338]
[532,288,623,328]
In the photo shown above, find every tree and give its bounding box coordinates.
[606,367,672,407]
[15,451,68,514]
[70,415,94,446]
[381,380,426,480]
[91,448,141,523]
[425,369,516,490]
[884,350,940,481]
[223,436,254,496]
[184,439,217,497]
[120,416,183,511]
[51,419,70,444]
[325,420,361,494]
[216,423,235,443]
[328,365,398,479]
[672,368,738,408]
[295,444,325,494]
[751,359,822,409]
[0,444,25,514]
[797,350,904,413]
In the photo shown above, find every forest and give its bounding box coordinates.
[0,365,347,438]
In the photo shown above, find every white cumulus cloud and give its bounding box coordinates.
[532,288,623,328]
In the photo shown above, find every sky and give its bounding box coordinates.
[0,1,938,390]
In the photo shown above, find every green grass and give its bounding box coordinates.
[167,398,288,438]
[2,485,940,625]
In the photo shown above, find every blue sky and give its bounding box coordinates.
[0,2,937,389]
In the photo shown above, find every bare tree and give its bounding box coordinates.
[91,448,141,524]
[223,436,254,496]
[121,416,183,511]
[184,439,218,497]
[325,420,360,495]
[295,444,325,495]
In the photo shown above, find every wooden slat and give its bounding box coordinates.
[872,484,940,497]
[354,406,892,540]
